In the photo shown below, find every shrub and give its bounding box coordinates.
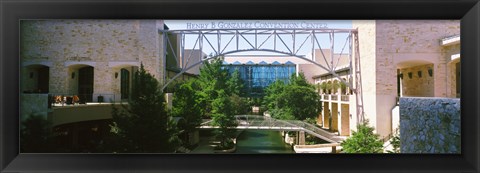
[341,120,384,153]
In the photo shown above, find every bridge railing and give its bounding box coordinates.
[202,115,343,143]
[262,115,339,142]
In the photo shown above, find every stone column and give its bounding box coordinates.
[295,132,299,145]
[337,85,342,101]
[433,62,447,97]
[298,131,305,145]
[323,104,330,128]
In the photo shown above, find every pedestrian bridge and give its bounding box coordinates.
[199,115,346,143]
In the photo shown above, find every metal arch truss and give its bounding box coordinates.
[160,28,365,122]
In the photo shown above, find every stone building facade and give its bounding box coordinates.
[20,20,461,153]
[314,20,460,140]
[352,20,460,138]
[21,20,166,102]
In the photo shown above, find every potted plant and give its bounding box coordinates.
[325,83,332,94]
[339,82,347,95]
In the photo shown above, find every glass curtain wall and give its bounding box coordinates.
[223,63,296,97]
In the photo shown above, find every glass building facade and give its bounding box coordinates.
[222,61,296,97]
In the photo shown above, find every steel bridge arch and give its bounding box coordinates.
[161,49,351,91]
[160,28,365,123]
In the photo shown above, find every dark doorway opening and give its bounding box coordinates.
[37,66,49,93]
[78,66,94,102]
[120,68,130,100]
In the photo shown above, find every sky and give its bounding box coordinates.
[164,20,353,57]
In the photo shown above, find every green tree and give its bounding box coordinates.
[341,120,384,153]
[263,72,321,121]
[110,64,179,153]
[193,56,239,149]
[196,56,230,117]
[171,79,203,134]
[262,80,287,112]
[211,90,238,149]
[226,69,245,96]
[225,69,249,115]
[269,107,295,120]
[387,127,401,153]
[230,94,249,115]
[289,73,311,88]
[277,85,322,120]
[20,114,54,153]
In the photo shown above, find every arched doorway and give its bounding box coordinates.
[78,66,94,102]
[396,60,434,97]
[109,63,138,102]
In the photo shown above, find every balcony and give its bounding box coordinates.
[50,103,125,127]
[48,93,121,107]
[331,94,338,101]
[322,94,330,101]
[320,94,351,103]
[21,93,123,125]
[341,95,350,102]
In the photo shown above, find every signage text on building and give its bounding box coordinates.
[186,21,328,29]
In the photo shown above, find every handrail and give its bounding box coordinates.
[341,95,350,101]
[201,115,342,143]
[331,94,338,101]
[47,93,119,107]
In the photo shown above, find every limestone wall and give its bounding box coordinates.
[376,20,459,97]
[399,97,460,153]
[182,49,206,75]
[400,64,435,97]
[352,20,460,138]
[20,20,165,97]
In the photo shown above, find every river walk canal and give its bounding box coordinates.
[236,130,293,153]
[191,130,293,153]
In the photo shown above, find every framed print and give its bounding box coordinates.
[1,0,479,172]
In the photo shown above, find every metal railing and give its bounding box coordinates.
[201,115,343,143]
[331,94,338,101]
[48,93,119,107]
[323,94,330,100]
[341,95,350,102]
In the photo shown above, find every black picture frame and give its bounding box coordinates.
[1,0,479,173]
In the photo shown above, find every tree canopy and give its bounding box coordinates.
[20,114,54,153]
[171,80,203,133]
[263,72,322,121]
[110,64,179,153]
[226,69,245,96]
[189,57,240,149]
[196,57,230,118]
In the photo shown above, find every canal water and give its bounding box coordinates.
[191,129,293,153]
[235,130,293,153]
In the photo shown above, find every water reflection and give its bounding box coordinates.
[235,130,293,154]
